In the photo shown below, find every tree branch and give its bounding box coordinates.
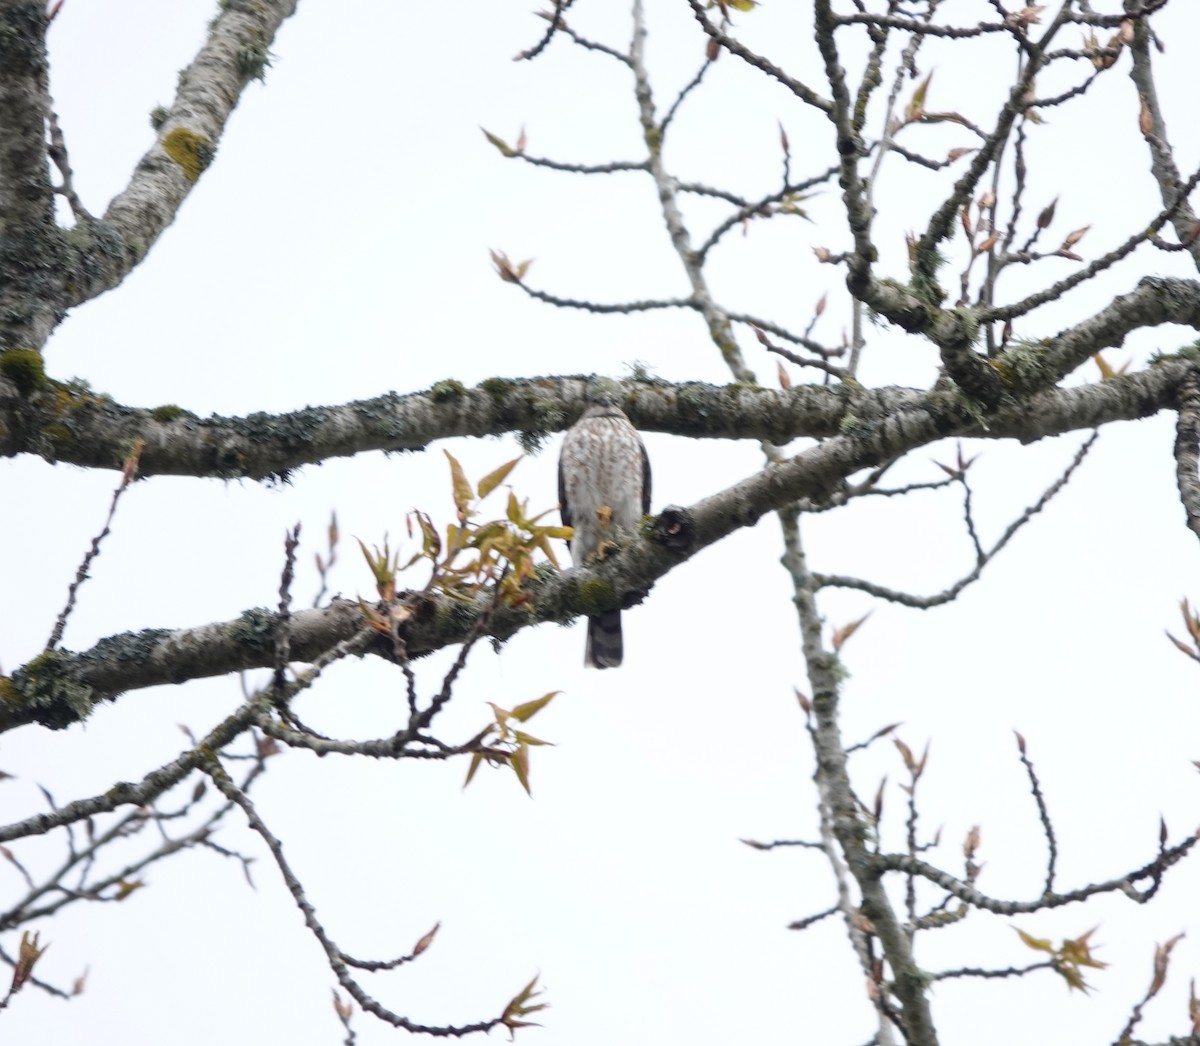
[67,0,301,310]
[1173,368,1200,542]
[876,828,1200,915]
[202,754,505,1037]
[3,347,1192,478]
[0,1,57,349]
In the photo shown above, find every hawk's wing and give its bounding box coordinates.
[557,452,573,531]
[641,439,651,516]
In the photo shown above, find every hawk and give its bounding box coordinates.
[558,400,651,669]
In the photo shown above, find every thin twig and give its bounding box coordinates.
[816,432,1098,606]
[46,441,143,650]
[1014,732,1058,895]
[203,755,504,1037]
[45,103,90,221]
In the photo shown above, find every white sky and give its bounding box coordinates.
[4,2,1200,1044]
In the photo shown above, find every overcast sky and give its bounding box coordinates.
[4,3,1200,1045]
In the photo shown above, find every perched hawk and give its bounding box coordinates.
[558,401,651,668]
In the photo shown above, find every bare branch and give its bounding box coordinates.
[1014,733,1059,895]
[202,754,506,1037]
[514,0,575,63]
[932,961,1054,981]
[876,829,1200,915]
[787,904,840,932]
[72,1,302,309]
[45,102,88,222]
[981,169,1200,329]
[815,432,1098,606]
[661,58,711,136]
[508,279,692,315]
[45,440,143,650]
[684,1,831,113]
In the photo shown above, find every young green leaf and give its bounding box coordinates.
[510,691,559,722]
[478,456,522,499]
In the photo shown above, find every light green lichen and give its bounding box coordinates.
[990,338,1056,391]
[237,43,273,83]
[15,650,96,730]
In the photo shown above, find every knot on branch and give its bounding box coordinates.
[942,342,1004,409]
[653,505,695,553]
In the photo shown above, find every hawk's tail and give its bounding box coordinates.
[585,610,623,669]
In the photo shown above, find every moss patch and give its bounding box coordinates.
[150,404,186,423]
[0,348,46,396]
[577,578,616,615]
[478,377,514,399]
[429,379,467,403]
